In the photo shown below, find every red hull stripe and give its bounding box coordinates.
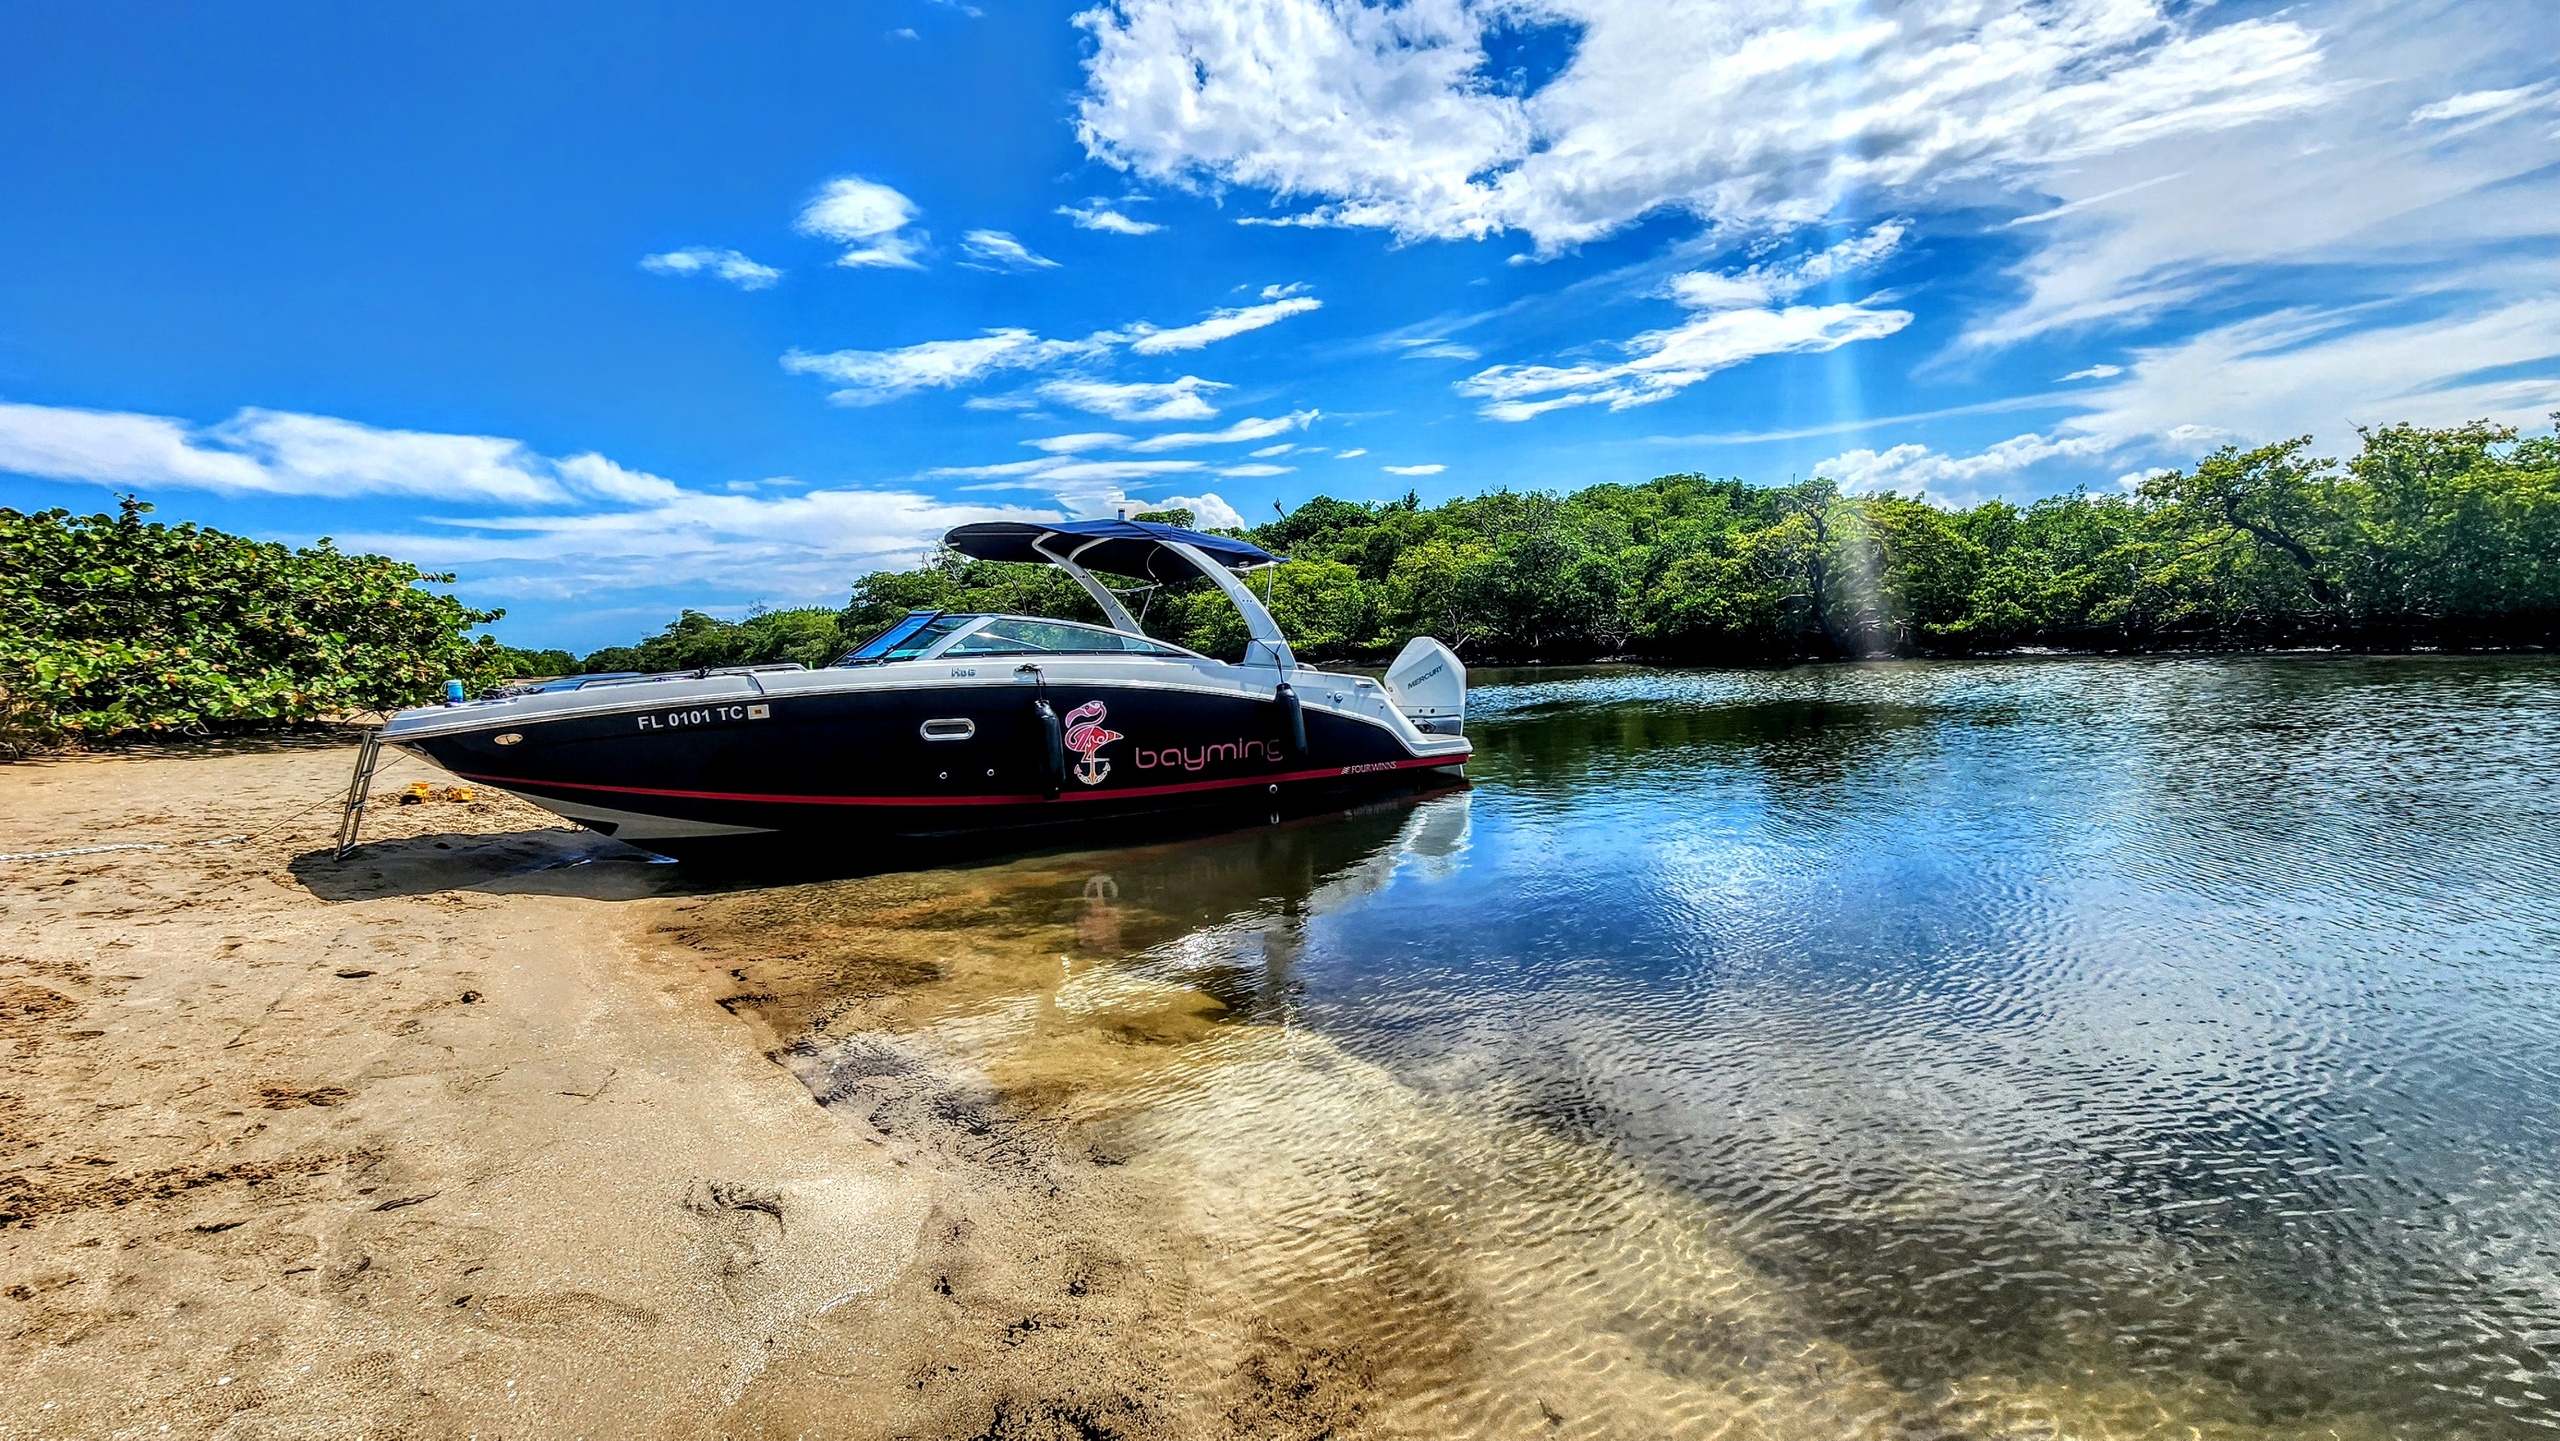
[452,753,1466,809]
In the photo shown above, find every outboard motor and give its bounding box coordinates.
[1383,637,1467,736]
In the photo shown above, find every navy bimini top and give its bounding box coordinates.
[942,518,1281,581]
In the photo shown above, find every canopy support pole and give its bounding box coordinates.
[1033,536,1147,636]
[1164,540,1296,676]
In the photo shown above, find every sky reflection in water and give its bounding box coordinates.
[779,655,2560,1436]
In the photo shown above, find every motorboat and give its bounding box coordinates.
[367,518,1471,860]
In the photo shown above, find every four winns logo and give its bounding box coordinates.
[1062,700,1123,786]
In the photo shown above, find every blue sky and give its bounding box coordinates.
[2,0,2553,651]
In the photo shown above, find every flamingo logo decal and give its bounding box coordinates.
[1063,700,1123,786]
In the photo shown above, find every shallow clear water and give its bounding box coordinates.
[728,655,2560,1437]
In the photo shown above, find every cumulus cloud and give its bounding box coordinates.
[1037,376,1226,421]
[1456,226,1912,419]
[959,229,1060,271]
[1815,432,2114,503]
[1382,463,1445,476]
[1058,199,1163,234]
[1158,492,1247,528]
[1076,0,2327,250]
[796,175,927,269]
[640,247,783,290]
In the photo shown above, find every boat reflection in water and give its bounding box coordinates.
[682,656,2560,1440]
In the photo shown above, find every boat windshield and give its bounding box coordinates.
[939,617,1189,658]
[839,611,978,665]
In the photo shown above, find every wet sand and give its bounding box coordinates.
[0,741,927,1439]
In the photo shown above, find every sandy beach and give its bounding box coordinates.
[0,739,943,1439]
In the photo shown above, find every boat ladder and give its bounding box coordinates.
[335,729,387,860]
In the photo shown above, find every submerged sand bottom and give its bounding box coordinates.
[674,821,2413,1441]
[4,742,2424,1439]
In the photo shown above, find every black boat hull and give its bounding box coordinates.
[399,676,1467,856]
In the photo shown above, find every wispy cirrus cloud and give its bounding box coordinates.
[639,247,782,290]
[0,397,1046,601]
[1038,376,1227,421]
[780,330,1084,404]
[1457,225,1913,420]
[796,175,927,269]
[959,229,1060,272]
[1382,463,1444,476]
[1058,198,1162,234]
[1121,289,1320,353]
[0,400,611,503]
[785,289,1322,406]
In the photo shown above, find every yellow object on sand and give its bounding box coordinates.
[447,786,475,802]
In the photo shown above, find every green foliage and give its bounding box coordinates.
[0,499,506,748]
[570,417,2557,675]
[578,607,853,675]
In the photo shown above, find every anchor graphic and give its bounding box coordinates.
[1062,700,1123,786]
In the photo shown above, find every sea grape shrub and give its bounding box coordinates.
[0,499,507,747]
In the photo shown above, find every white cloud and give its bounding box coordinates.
[796,175,926,269]
[0,397,1049,600]
[1216,463,1294,478]
[2063,297,2560,457]
[2059,364,2124,381]
[1963,0,2557,348]
[1076,0,2326,250]
[1126,411,1316,451]
[1397,339,1480,361]
[784,293,1314,407]
[1815,431,2115,505]
[959,229,1060,271]
[1038,376,1226,421]
[1817,291,2560,509]
[1123,294,1321,353]
[1334,447,1368,459]
[2409,83,2553,124]
[1248,443,1294,457]
[1158,492,1248,528]
[1058,199,1163,234]
[781,330,1084,404]
[1382,463,1445,476]
[1457,227,1913,419]
[1025,431,1133,453]
[0,401,603,503]
[640,247,783,290]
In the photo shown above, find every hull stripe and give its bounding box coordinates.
[451,753,1465,809]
